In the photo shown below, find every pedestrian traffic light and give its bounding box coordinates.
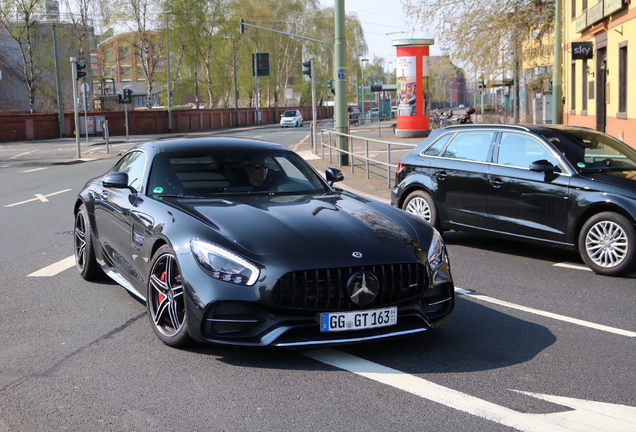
[76,62,86,80]
[302,60,312,78]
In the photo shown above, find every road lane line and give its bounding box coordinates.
[28,255,75,277]
[20,167,47,173]
[455,288,636,337]
[553,262,592,271]
[4,188,72,207]
[305,349,636,432]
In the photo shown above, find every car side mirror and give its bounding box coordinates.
[103,172,129,188]
[325,167,344,186]
[529,160,557,181]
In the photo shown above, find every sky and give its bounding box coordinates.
[319,0,442,71]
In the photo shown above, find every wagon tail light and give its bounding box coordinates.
[190,239,260,286]
[396,162,406,174]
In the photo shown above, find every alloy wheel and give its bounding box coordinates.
[148,252,186,338]
[584,220,629,268]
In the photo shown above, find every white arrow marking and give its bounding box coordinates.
[305,349,636,432]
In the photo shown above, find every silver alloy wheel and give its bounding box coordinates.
[584,220,629,268]
[406,196,432,223]
[148,252,185,338]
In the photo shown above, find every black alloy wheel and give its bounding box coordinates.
[147,245,191,347]
[74,204,103,280]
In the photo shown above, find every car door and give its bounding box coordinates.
[487,131,571,243]
[94,150,147,281]
[433,130,496,228]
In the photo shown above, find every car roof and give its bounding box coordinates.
[131,137,289,155]
[443,123,598,134]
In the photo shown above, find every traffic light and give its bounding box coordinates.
[76,62,86,80]
[302,60,313,78]
[327,79,334,95]
[239,19,244,34]
[124,89,133,103]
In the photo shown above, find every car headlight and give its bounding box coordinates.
[190,239,260,286]
[427,229,447,271]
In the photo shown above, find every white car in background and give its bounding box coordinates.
[280,110,304,127]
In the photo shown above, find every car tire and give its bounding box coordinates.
[147,245,191,347]
[578,212,636,276]
[402,190,440,231]
[74,203,103,280]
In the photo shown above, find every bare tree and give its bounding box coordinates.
[0,0,48,112]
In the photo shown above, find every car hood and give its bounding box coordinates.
[579,170,636,192]
[173,193,422,256]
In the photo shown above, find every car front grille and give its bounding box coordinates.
[271,263,428,311]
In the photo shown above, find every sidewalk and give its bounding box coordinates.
[1,121,424,203]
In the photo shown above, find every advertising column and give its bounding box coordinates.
[392,38,434,138]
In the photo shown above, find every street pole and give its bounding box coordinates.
[165,8,172,132]
[70,57,81,158]
[334,0,349,165]
[552,0,562,124]
[233,39,239,127]
[309,59,317,153]
[52,24,65,138]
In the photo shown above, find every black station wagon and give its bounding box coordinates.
[391,124,636,276]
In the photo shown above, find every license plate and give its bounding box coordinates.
[320,307,397,332]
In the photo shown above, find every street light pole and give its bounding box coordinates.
[165,8,172,132]
[360,58,368,121]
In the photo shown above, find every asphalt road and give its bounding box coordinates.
[0,124,635,431]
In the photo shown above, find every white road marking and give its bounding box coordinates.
[305,349,636,432]
[9,150,36,160]
[20,167,47,173]
[4,188,72,207]
[455,288,636,337]
[554,262,592,271]
[28,255,76,277]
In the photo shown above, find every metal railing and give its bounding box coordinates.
[317,129,417,188]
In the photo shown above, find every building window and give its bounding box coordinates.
[104,51,114,63]
[571,61,576,112]
[571,0,576,19]
[582,59,588,112]
[119,47,131,62]
[618,43,627,114]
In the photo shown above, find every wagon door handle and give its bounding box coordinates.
[101,191,109,200]
[435,171,448,181]
[490,178,504,188]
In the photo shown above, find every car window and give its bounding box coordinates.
[283,110,297,117]
[114,151,146,192]
[148,150,328,197]
[441,131,494,162]
[423,133,454,156]
[542,129,636,172]
[497,132,557,169]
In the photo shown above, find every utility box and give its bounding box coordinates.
[533,95,553,124]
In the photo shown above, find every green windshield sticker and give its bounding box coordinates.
[577,163,586,168]
[153,186,164,193]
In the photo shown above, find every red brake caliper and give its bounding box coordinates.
[157,270,167,304]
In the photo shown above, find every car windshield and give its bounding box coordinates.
[282,110,297,117]
[542,129,636,173]
[147,149,330,198]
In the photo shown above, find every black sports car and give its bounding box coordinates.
[74,137,454,347]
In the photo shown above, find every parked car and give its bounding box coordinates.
[371,107,380,118]
[280,109,303,127]
[391,124,636,276]
[74,137,455,348]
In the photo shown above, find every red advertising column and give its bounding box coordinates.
[392,38,434,138]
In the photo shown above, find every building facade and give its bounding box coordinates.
[563,0,635,145]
